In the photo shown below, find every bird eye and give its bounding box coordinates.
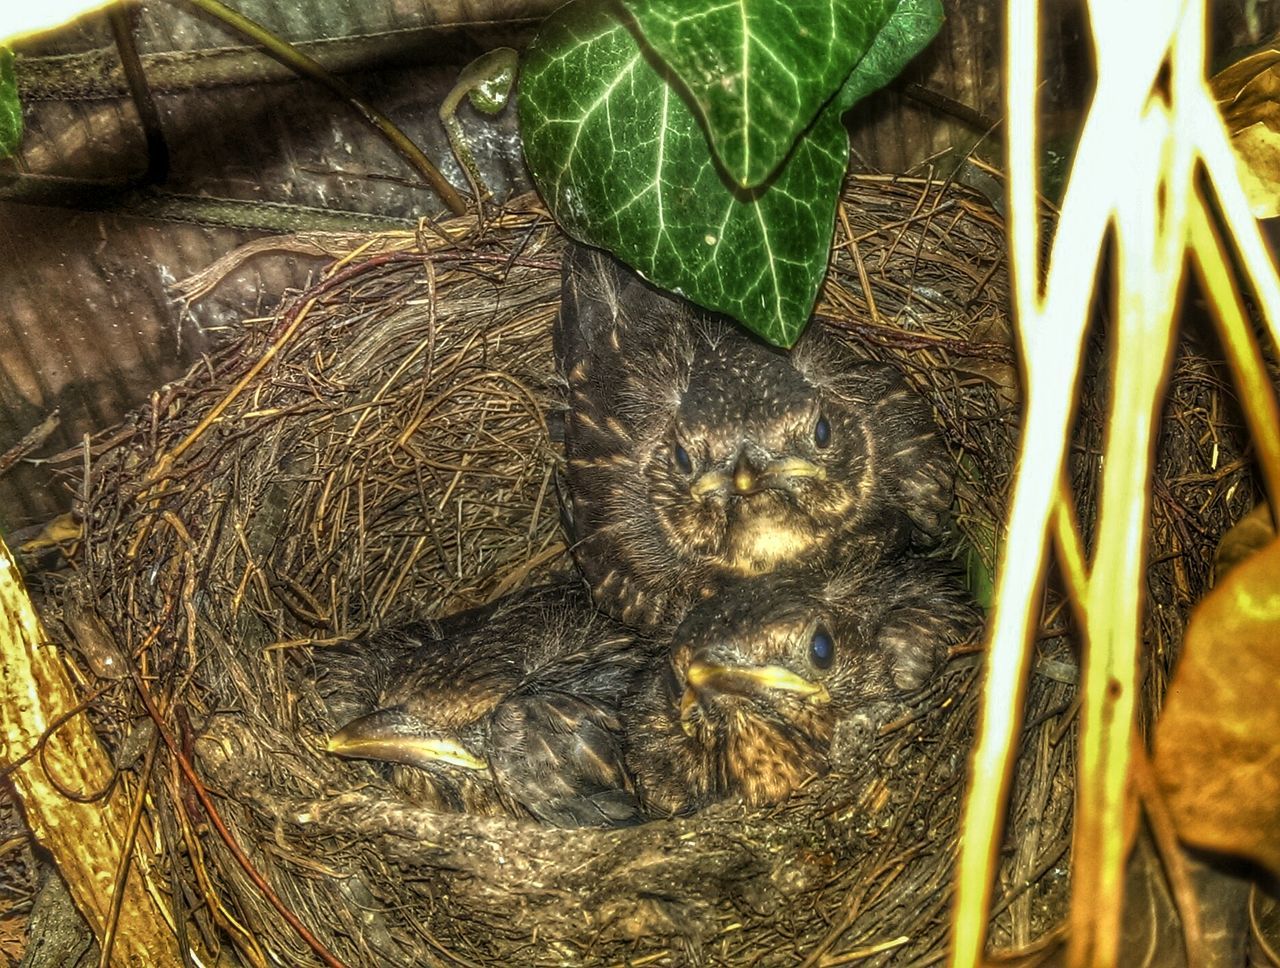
[673,442,694,474]
[809,625,835,670]
[814,414,831,449]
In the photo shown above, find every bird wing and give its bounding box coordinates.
[488,691,643,827]
[834,359,954,545]
[866,366,954,544]
[555,243,678,377]
[872,558,982,690]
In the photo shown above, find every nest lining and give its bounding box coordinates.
[31,174,1249,966]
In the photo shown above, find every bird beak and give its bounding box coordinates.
[679,658,831,733]
[690,469,731,499]
[690,454,826,499]
[327,709,488,771]
[759,456,826,487]
[733,452,758,494]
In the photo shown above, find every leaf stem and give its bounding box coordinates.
[173,0,467,216]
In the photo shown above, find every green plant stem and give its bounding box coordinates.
[174,0,467,217]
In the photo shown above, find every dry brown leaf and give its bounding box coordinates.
[1210,48,1280,132]
[953,316,1020,407]
[1230,124,1280,219]
[1209,48,1280,218]
[15,512,79,554]
[1154,534,1280,879]
[1213,500,1277,584]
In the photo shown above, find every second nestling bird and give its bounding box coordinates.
[556,244,954,627]
[313,581,658,828]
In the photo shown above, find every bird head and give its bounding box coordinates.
[669,556,974,742]
[557,243,952,628]
[646,334,885,582]
[657,569,883,807]
[671,573,851,749]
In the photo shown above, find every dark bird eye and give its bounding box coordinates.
[673,442,693,474]
[809,625,835,669]
[814,414,831,449]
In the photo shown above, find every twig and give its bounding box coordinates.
[108,1,169,184]
[821,934,910,965]
[99,732,162,968]
[900,82,1002,135]
[1129,741,1204,964]
[816,314,1013,362]
[0,682,115,784]
[1188,183,1280,530]
[0,410,60,478]
[146,295,319,482]
[126,665,348,968]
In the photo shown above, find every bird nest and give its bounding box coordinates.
[31,173,1251,966]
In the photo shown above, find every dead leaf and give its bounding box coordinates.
[16,512,80,554]
[1209,48,1280,218]
[953,315,1020,408]
[1153,534,1280,879]
[1230,123,1280,219]
[1213,500,1277,584]
[1211,49,1280,133]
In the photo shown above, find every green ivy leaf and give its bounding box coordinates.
[0,47,21,158]
[619,0,938,188]
[835,0,943,112]
[519,0,847,346]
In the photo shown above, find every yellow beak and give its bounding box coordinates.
[690,456,826,499]
[678,659,831,734]
[327,712,489,771]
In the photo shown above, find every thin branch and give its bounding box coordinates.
[125,662,348,968]
[99,732,162,968]
[899,82,1001,136]
[108,1,169,184]
[1130,741,1205,964]
[1187,183,1280,527]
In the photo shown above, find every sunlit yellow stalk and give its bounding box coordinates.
[1073,82,1191,966]
[1188,188,1280,515]
[950,2,1091,956]
[951,1,1201,964]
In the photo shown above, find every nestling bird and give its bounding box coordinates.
[623,556,980,816]
[313,581,657,827]
[556,244,953,627]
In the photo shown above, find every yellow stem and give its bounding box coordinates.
[1187,185,1280,523]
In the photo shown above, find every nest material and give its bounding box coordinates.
[35,175,1251,966]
